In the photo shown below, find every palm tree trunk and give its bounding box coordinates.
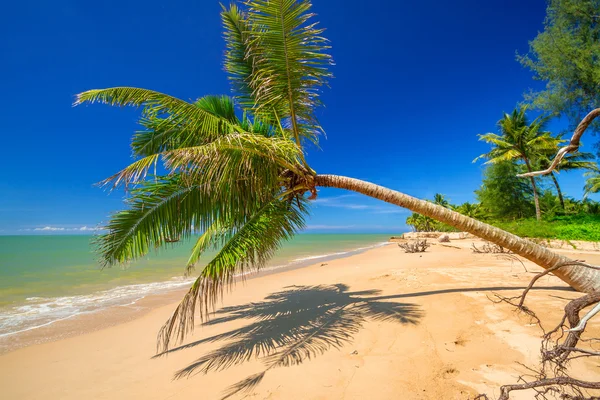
[315,174,600,293]
[524,159,542,221]
[550,172,565,210]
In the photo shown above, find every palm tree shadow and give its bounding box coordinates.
[158,283,422,399]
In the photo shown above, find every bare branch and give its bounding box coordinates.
[568,301,600,332]
[517,108,600,178]
[498,376,600,400]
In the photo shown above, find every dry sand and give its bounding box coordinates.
[1,239,599,399]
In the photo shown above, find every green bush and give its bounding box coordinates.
[491,214,600,241]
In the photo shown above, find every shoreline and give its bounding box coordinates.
[1,238,598,399]
[0,240,392,355]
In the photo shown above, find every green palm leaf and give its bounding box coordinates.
[584,171,600,199]
[75,88,241,149]
[222,4,260,113]
[101,133,304,190]
[131,95,241,157]
[242,0,332,146]
[95,176,213,267]
[157,196,308,350]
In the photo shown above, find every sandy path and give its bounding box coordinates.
[1,240,599,399]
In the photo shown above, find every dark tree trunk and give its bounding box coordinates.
[550,172,565,210]
[524,158,542,221]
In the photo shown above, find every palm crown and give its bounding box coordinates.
[76,0,332,349]
[475,106,562,220]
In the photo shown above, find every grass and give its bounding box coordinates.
[491,214,600,242]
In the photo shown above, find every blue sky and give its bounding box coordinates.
[0,0,596,235]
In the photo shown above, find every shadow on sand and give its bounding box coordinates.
[155,283,572,399]
[156,283,420,398]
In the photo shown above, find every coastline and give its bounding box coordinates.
[0,239,391,354]
[1,239,599,399]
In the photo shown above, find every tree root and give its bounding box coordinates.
[479,261,600,399]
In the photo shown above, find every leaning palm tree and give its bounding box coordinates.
[76,0,600,350]
[475,107,561,221]
[538,147,598,209]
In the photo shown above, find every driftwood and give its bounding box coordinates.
[471,241,512,254]
[398,239,430,253]
[518,108,600,178]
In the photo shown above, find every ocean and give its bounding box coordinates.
[0,234,392,339]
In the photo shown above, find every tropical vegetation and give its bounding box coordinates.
[518,0,600,137]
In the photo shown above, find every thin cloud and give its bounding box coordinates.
[305,224,392,231]
[305,224,357,230]
[25,225,105,232]
[371,208,408,214]
[313,194,369,209]
[313,195,407,214]
[34,226,66,231]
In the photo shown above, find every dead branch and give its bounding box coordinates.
[498,377,600,400]
[499,261,600,310]
[479,259,600,400]
[496,253,528,272]
[518,108,600,178]
[398,239,430,253]
[472,241,513,254]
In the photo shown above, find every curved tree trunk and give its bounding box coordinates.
[524,159,542,221]
[315,174,600,293]
[550,172,566,210]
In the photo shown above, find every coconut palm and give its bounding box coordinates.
[453,202,485,220]
[475,107,561,221]
[433,193,450,208]
[76,0,599,350]
[538,148,598,209]
[584,171,600,199]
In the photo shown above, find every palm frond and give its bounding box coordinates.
[102,133,303,190]
[222,4,260,112]
[157,196,308,351]
[131,95,241,157]
[584,172,600,199]
[94,176,212,267]
[75,88,241,150]
[242,0,333,146]
[98,154,160,190]
[163,133,305,176]
[186,221,231,274]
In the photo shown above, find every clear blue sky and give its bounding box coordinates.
[0,0,595,235]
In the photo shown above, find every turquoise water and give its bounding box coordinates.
[0,234,391,337]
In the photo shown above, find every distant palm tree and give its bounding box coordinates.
[76,0,599,350]
[584,171,600,199]
[475,107,561,220]
[433,193,450,208]
[538,147,598,209]
[453,202,485,219]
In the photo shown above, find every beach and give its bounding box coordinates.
[1,238,599,399]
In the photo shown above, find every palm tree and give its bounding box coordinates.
[584,171,600,199]
[475,107,561,221]
[538,147,598,209]
[453,202,485,219]
[433,193,450,208]
[76,0,599,350]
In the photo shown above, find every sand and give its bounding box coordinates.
[1,239,599,399]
